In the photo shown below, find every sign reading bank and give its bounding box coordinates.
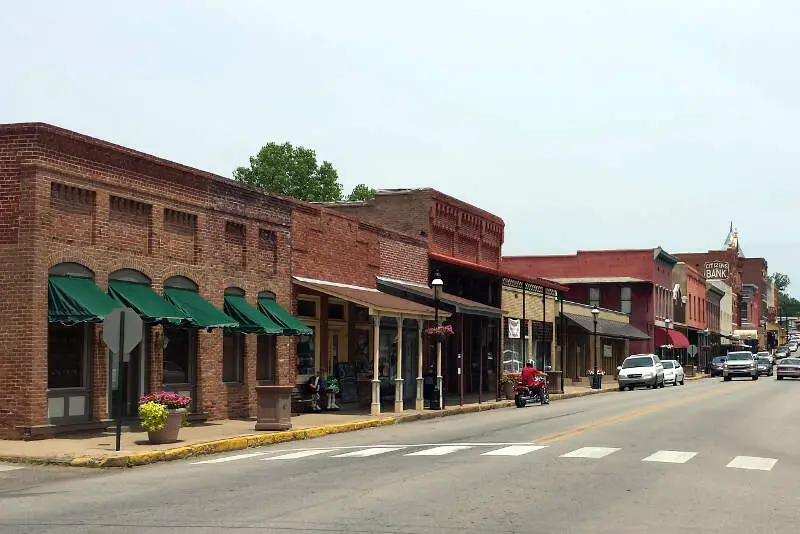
[704,260,729,280]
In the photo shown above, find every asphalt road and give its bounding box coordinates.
[2,376,799,533]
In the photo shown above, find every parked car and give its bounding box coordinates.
[756,357,773,376]
[617,354,665,391]
[710,356,727,377]
[776,358,800,380]
[723,351,758,381]
[661,359,685,385]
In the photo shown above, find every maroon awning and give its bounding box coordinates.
[654,326,691,349]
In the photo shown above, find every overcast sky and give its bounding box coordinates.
[3,1,798,296]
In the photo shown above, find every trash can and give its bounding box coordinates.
[591,374,602,390]
[546,371,563,394]
[429,387,442,410]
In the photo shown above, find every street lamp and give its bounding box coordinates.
[431,272,444,410]
[703,327,710,372]
[665,318,672,361]
[591,307,600,389]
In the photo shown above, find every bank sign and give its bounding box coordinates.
[704,261,729,280]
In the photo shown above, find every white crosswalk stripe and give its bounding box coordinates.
[332,447,404,458]
[642,450,698,464]
[191,452,268,464]
[482,445,547,456]
[726,456,777,471]
[0,463,23,472]
[264,449,337,461]
[406,445,472,456]
[560,447,620,459]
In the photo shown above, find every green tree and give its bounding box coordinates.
[772,272,791,292]
[346,184,377,202]
[234,142,343,202]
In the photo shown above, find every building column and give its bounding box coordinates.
[371,314,381,416]
[394,317,404,413]
[416,319,424,411]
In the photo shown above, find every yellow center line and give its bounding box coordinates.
[532,382,749,444]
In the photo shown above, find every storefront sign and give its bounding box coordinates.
[704,261,729,280]
[508,318,520,339]
[603,344,612,359]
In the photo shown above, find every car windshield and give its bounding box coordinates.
[712,357,727,364]
[727,352,753,361]
[662,361,674,369]
[757,358,770,364]
[757,352,770,357]
[781,359,800,365]
[623,356,653,368]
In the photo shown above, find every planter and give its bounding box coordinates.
[146,408,186,444]
[503,382,515,400]
[591,374,603,389]
[255,385,293,431]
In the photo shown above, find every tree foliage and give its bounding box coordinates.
[234,142,375,203]
[347,184,377,202]
[771,272,791,292]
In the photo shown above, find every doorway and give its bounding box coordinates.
[109,328,148,419]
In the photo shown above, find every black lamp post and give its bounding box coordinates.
[591,307,600,389]
[665,318,672,361]
[431,271,444,410]
[703,327,710,371]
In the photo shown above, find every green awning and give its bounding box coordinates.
[163,288,238,329]
[48,276,119,325]
[223,295,284,335]
[108,280,189,325]
[258,297,313,336]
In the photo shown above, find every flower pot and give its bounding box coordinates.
[503,382,515,400]
[147,408,186,444]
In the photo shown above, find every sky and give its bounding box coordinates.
[2,1,799,296]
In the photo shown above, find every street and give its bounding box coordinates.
[2,377,798,533]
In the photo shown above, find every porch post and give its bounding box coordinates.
[372,314,381,415]
[416,319,424,411]
[394,316,404,413]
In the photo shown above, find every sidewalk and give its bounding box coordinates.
[0,381,624,468]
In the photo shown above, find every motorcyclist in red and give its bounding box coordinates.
[520,360,547,401]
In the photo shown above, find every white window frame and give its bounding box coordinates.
[620,287,632,315]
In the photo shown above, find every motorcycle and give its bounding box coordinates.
[514,374,550,407]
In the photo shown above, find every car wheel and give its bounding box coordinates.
[724,376,732,382]
[777,376,783,380]
[752,374,758,381]
[659,378,665,388]
[618,386,625,391]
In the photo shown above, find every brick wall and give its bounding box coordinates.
[0,123,295,436]
[503,249,657,283]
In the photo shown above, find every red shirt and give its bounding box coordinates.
[520,366,545,386]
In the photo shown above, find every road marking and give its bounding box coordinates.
[532,384,746,444]
[191,452,269,464]
[642,450,698,464]
[0,464,23,472]
[482,445,547,456]
[264,449,337,460]
[332,447,404,458]
[406,445,472,456]
[560,447,620,459]
[727,456,777,471]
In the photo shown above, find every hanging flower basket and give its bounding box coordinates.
[425,324,454,342]
[586,368,606,376]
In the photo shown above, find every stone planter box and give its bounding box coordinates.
[147,408,186,444]
[255,385,293,431]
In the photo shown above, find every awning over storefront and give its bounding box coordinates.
[48,275,119,325]
[108,280,188,325]
[223,295,283,335]
[163,288,238,329]
[258,296,313,335]
[653,327,690,349]
[734,329,759,340]
[293,276,448,319]
[563,313,650,340]
[376,277,502,318]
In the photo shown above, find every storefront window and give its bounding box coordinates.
[222,332,245,383]
[257,336,276,383]
[163,327,191,384]
[296,327,316,376]
[48,324,87,389]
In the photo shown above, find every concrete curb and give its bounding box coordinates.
[0,387,618,469]
[686,374,710,381]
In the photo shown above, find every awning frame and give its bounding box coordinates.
[562,312,651,341]
[376,276,500,318]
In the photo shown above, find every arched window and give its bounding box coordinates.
[223,286,245,383]
[258,290,276,301]
[109,269,151,285]
[164,275,199,291]
[225,286,245,297]
[48,262,94,279]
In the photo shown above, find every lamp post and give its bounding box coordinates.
[665,318,672,361]
[431,271,444,410]
[591,307,600,389]
[703,327,710,371]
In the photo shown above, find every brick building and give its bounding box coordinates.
[502,248,682,358]
[671,262,709,367]
[326,189,506,401]
[0,123,308,439]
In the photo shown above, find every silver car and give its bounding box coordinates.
[723,351,758,381]
[617,354,665,390]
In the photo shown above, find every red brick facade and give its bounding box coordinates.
[0,123,295,438]
[676,249,743,331]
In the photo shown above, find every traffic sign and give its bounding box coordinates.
[103,307,143,357]
[687,344,698,357]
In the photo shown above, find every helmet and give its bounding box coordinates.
[526,360,534,367]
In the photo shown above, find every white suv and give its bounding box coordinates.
[617,354,665,391]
